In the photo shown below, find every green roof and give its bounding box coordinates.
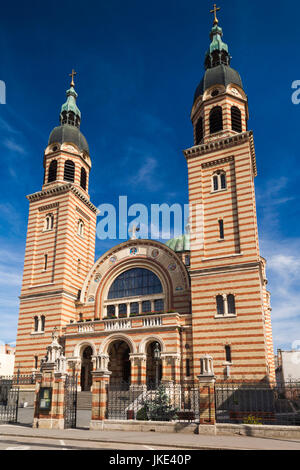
[61,86,81,119]
[166,233,190,252]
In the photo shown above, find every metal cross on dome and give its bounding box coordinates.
[69,69,77,87]
[129,224,140,240]
[210,3,220,25]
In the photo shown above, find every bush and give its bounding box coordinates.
[136,406,149,421]
[144,385,178,422]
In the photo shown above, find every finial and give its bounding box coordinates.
[69,68,77,87]
[129,224,140,240]
[210,3,220,25]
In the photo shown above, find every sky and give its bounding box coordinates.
[0,0,299,353]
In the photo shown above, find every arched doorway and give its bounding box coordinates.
[146,342,162,389]
[108,340,131,389]
[80,346,93,391]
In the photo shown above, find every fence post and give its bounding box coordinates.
[90,354,111,430]
[33,328,68,429]
[197,355,216,425]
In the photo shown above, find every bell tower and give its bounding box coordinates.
[185,7,275,381]
[15,73,98,374]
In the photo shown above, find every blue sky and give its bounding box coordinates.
[0,0,299,352]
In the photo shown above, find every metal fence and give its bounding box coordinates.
[0,374,36,385]
[215,381,300,426]
[106,383,199,422]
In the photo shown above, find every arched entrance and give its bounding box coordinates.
[146,342,162,389]
[108,340,131,388]
[80,346,93,391]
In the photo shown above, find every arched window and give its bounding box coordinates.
[130,302,139,314]
[80,167,87,190]
[118,304,127,316]
[48,160,57,183]
[77,220,84,237]
[195,117,204,144]
[64,160,75,182]
[212,170,226,192]
[44,214,54,231]
[209,106,223,134]
[154,299,164,312]
[34,316,39,332]
[142,300,151,313]
[108,268,163,300]
[216,295,224,315]
[227,294,236,315]
[231,106,242,133]
[107,305,116,318]
[41,315,45,332]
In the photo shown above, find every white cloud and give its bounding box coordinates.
[3,138,26,155]
[261,237,300,350]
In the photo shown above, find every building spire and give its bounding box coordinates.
[204,6,231,70]
[59,70,81,128]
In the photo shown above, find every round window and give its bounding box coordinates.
[211,89,219,97]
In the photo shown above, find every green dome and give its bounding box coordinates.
[166,233,190,252]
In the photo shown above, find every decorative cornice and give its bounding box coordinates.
[27,183,98,214]
[76,205,90,221]
[183,131,257,177]
[190,261,261,278]
[38,202,59,212]
[20,288,78,301]
[201,155,234,169]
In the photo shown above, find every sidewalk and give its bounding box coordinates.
[1,425,300,450]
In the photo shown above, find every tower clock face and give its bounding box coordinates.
[230,87,240,97]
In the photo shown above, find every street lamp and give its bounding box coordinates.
[153,342,161,389]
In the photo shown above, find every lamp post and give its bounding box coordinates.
[153,342,161,389]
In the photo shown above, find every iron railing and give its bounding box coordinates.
[106,383,199,422]
[215,381,300,426]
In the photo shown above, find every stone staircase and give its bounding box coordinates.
[77,391,92,410]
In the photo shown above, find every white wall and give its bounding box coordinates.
[281,351,300,381]
[0,345,15,376]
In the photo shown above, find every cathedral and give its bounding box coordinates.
[14,8,275,393]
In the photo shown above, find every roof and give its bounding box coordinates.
[48,124,89,154]
[193,64,243,103]
[165,233,190,252]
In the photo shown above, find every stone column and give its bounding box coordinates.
[129,354,147,389]
[90,354,111,429]
[161,353,180,385]
[197,355,216,425]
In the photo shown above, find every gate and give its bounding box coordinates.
[0,379,19,424]
[64,374,77,429]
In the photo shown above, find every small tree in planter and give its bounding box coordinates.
[144,385,178,422]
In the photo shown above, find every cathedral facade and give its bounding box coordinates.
[14,13,275,390]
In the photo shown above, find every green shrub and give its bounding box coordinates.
[136,406,149,421]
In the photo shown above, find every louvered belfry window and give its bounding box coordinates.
[195,117,204,144]
[48,160,57,183]
[80,167,87,190]
[231,106,242,133]
[64,160,75,182]
[209,106,223,134]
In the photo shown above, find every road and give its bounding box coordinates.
[0,434,189,450]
